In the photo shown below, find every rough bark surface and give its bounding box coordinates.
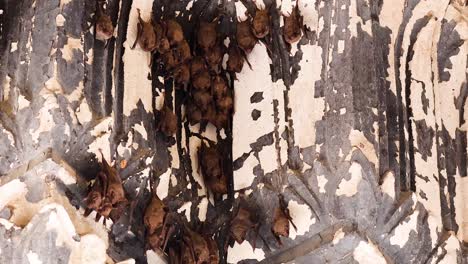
[0,0,467,263]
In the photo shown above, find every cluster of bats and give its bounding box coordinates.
[85,154,297,263]
[89,1,305,263]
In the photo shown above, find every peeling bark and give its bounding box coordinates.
[0,0,467,263]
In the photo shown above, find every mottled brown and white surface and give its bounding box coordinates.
[0,0,467,263]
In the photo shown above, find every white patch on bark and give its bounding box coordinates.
[288,200,314,239]
[40,204,78,247]
[2,75,11,101]
[347,130,378,167]
[228,241,265,263]
[156,168,171,200]
[380,170,395,200]
[170,174,177,187]
[116,259,136,264]
[233,43,275,159]
[353,240,386,264]
[349,0,373,37]
[298,0,318,31]
[0,179,27,212]
[254,0,266,10]
[317,173,327,193]
[280,0,294,16]
[27,251,43,264]
[31,90,60,144]
[198,197,208,222]
[76,99,92,125]
[234,154,258,190]
[0,124,15,147]
[289,45,324,149]
[133,122,148,140]
[10,42,17,52]
[456,175,468,241]
[186,0,194,11]
[380,0,405,96]
[188,127,206,196]
[18,94,30,110]
[435,234,462,264]
[336,162,363,197]
[177,202,192,222]
[146,250,166,264]
[258,145,277,174]
[332,228,345,245]
[0,219,15,230]
[72,234,107,264]
[56,14,66,27]
[235,1,248,22]
[60,0,71,8]
[337,40,345,53]
[61,38,82,62]
[88,117,113,162]
[390,210,419,247]
[122,1,154,116]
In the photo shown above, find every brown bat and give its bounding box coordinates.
[212,76,228,98]
[271,194,297,245]
[227,43,245,73]
[283,5,303,44]
[144,194,167,242]
[100,153,126,205]
[84,150,127,223]
[197,21,218,52]
[157,97,178,136]
[213,112,228,129]
[184,229,210,264]
[193,91,213,112]
[166,19,185,45]
[174,63,191,85]
[198,142,228,196]
[236,20,257,54]
[180,241,197,264]
[154,22,170,53]
[190,56,208,76]
[95,1,114,42]
[205,236,219,264]
[143,170,168,250]
[216,95,233,114]
[173,40,192,65]
[186,102,203,125]
[192,71,211,91]
[204,44,224,71]
[131,8,158,52]
[230,206,256,244]
[252,8,270,38]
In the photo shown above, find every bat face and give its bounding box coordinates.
[237,20,257,54]
[166,20,184,45]
[198,21,218,52]
[96,14,114,41]
[283,6,303,44]
[252,9,270,38]
[227,44,245,73]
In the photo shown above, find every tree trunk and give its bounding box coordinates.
[0,0,467,263]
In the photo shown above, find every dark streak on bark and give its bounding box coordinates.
[370,0,395,182]
[403,15,431,192]
[437,19,464,83]
[414,119,434,161]
[393,0,426,192]
[111,0,132,151]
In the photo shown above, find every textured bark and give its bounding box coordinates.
[0,0,467,263]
